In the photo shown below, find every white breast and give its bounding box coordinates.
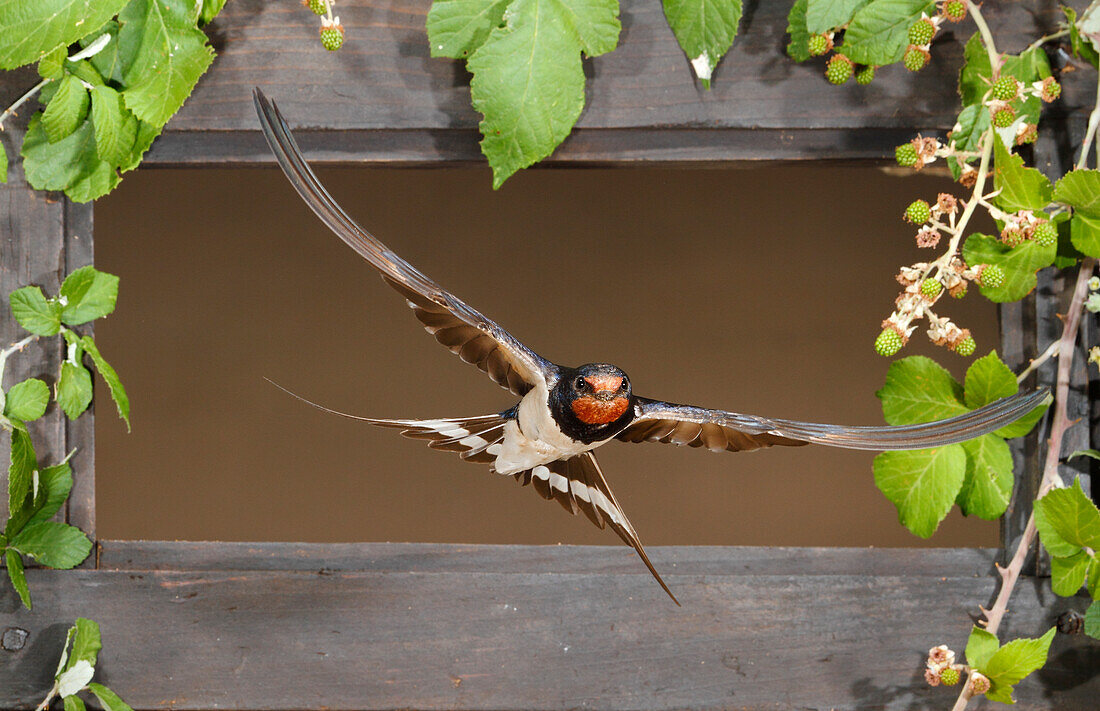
[489,383,604,475]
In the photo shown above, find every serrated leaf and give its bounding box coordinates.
[42,75,90,144]
[1051,550,1091,596]
[952,104,989,153]
[993,139,1053,213]
[119,0,217,127]
[90,86,137,167]
[961,233,1056,303]
[1086,600,1100,640]
[875,355,968,425]
[1035,478,1100,550]
[68,618,102,668]
[118,119,161,173]
[80,336,129,430]
[993,399,1048,438]
[785,0,810,61]
[4,549,31,609]
[8,427,36,517]
[38,46,65,80]
[9,286,62,336]
[22,114,120,203]
[27,462,73,529]
[966,626,999,670]
[467,0,619,189]
[427,0,512,58]
[200,0,226,24]
[1071,213,1100,257]
[662,0,742,88]
[839,0,933,66]
[4,378,49,422]
[0,0,130,70]
[964,351,1016,409]
[87,684,133,711]
[81,23,126,85]
[957,434,1013,520]
[960,34,1050,124]
[60,266,119,325]
[806,0,870,33]
[1067,6,1100,68]
[1035,498,1081,558]
[57,660,93,698]
[873,445,966,538]
[982,628,1056,704]
[8,521,91,569]
[1069,449,1100,461]
[57,362,94,420]
[63,695,87,711]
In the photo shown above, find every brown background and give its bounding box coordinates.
[93,164,1000,547]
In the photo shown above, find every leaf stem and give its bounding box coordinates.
[1015,339,1060,383]
[1025,29,1069,55]
[0,79,51,132]
[965,0,1001,70]
[1076,67,1100,170]
[0,335,38,383]
[33,683,58,711]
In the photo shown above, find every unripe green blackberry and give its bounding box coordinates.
[941,0,966,21]
[1041,77,1062,103]
[940,667,961,686]
[825,55,853,85]
[955,336,976,357]
[992,105,1016,128]
[320,25,344,50]
[905,199,932,224]
[856,65,876,85]
[808,33,830,57]
[908,19,936,46]
[904,45,930,72]
[920,279,943,298]
[304,0,326,15]
[991,75,1019,101]
[979,264,1005,288]
[1033,221,1057,247]
[951,284,967,299]
[896,143,919,167]
[875,329,904,357]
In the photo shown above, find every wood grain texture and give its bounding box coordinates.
[3,545,1099,710]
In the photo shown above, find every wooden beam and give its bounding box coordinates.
[2,544,1097,710]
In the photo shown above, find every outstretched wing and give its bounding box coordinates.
[617,389,1049,452]
[513,453,678,605]
[254,89,556,396]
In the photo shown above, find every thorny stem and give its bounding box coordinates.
[0,78,51,131]
[949,258,1098,711]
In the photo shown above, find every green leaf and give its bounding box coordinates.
[1035,478,1100,550]
[57,362,94,420]
[785,0,810,61]
[82,23,126,85]
[60,266,119,325]
[873,445,966,538]
[982,628,1056,704]
[963,351,1016,409]
[1087,556,1100,598]
[4,549,31,609]
[63,696,86,711]
[90,86,137,167]
[38,46,66,80]
[1086,600,1100,640]
[1070,212,1100,257]
[27,462,73,528]
[22,114,120,203]
[8,427,36,517]
[1067,6,1100,68]
[805,0,870,33]
[1069,449,1100,462]
[662,0,742,89]
[839,0,934,66]
[1053,170,1100,215]
[1035,497,1081,558]
[119,0,217,127]
[80,336,129,430]
[959,34,1050,123]
[10,285,62,336]
[0,0,130,70]
[118,119,161,173]
[8,521,92,569]
[957,434,1013,520]
[951,104,989,153]
[961,233,1056,303]
[0,140,7,183]
[42,75,91,144]
[467,0,620,188]
[68,618,102,668]
[875,355,968,426]
[199,0,226,24]
[1050,550,1091,596]
[427,0,512,58]
[87,684,133,711]
[965,625,999,670]
[993,139,1053,213]
[993,399,1048,438]
[4,378,49,422]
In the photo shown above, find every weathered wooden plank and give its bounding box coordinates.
[98,541,999,577]
[63,201,95,542]
[1,557,1096,710]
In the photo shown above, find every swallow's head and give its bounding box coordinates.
[553,363,633,430]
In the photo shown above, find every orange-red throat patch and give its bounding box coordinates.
[572,396,629,425]
[584,375,623,392]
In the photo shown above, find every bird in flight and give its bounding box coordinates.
[254,89,1047,605]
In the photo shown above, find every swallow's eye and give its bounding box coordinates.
[620,377,628,390]
[573,376,586,392]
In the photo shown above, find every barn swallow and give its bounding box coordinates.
[254,89,1047,605]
